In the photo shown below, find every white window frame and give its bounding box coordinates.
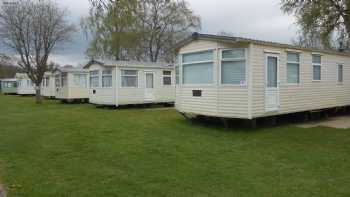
[55,74,60,87]
[89,70,100,88]
[120,69,139,88]
[181,49,214,86]
[102,69,113,88]
[61,73,67,87]
[162,70,172,86]
[73,74,87,88]
[286,52,301,85]
[312,54,322,81]
[338,64,343,84]
[219,48,248,87]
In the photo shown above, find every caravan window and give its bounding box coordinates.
[338,64,343,83]
[102,69,112,87]
[55,75,60,87]
[74,74,87,88]
[163,70,172,85]
[45,77,50,87]
[61,73,67,87]
[287,52,300,84]
[90,70,99,88]
[312,54,321,81]
[221,49,246,85]
[182,50,213,84]
[121,70,138,87]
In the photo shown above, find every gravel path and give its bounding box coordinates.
[297,115,350,129]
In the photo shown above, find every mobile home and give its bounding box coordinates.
[0,78,17,94]
[54,67,89,102]
[16,73,35,95]
[84,60,175,106]
[175,33,350,122]
[41,72,56,98]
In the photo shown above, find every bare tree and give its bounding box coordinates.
[0,0,75,103]
[139,0,201,62]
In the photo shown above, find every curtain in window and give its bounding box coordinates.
[221,61,246,84]
[267,57,277,87]
[121,70,138,87]
[183,51,213,63]
[287,63,299,83]
[183,62,213,84]
[287,53,300,62]
[74,74,87,87]
[102,76,112,87]
[313,65,321,80]
[222,49,245,59]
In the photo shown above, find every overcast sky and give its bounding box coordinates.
[2,0,298,65]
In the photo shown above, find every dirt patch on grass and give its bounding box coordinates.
[297,115,350,129]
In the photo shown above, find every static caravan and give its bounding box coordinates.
[16,73,35,95]
[0,78,17,94]
[175,33,350,122]
[54,67,89,101]
[84,60,175,106]
[40,72,56,98]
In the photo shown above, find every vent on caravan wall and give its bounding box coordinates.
[192,90,202,97]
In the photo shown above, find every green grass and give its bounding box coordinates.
[0,95,350,197]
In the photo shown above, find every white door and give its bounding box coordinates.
[265,54,279,112]
[145,72,155,101]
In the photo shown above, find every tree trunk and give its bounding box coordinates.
[35,86,42,104]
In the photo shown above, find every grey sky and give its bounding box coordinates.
[5,0,299,65]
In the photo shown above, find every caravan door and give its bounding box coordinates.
[265,54,279,112]
[144,72,155,101]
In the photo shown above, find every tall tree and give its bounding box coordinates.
[83,0,200,62]
[82,0,141,60]
[139,0,201,62]
[281,0,350,50]
[0,0,75,103]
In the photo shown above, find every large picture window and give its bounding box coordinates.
[182,50,213,84]
[74,74,87,88]
[221,49,246,85]
[121,70,138,87]
[312,54,321,81]
[90,70,99,88]
[287,52,300,84]
[102,69,112,87]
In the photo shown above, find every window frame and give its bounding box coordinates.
[219,48,248,87]
[312,54,322,81]
[338,64,343,84]
[73,73,87,88]
[120,69,139,88]
[102,69,113,88]
[89,70,100,88]
[181,49,214,86]
[55,74,61,87]
[286,52,301,85]
[162,70,172,86]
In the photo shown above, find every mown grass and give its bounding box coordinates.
[0,94,350,197]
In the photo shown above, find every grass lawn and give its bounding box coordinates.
[0,95,350,197]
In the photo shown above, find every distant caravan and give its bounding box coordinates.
[84,60,175,107]
[16,73,35,95]
[54,67,89,103]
